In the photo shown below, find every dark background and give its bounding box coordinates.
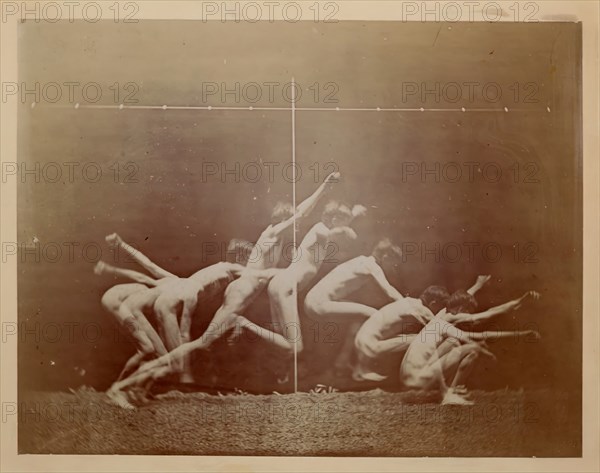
[17,21,581,405]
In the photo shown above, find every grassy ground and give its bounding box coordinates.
[18,387,580,456]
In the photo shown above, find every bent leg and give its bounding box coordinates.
[178,296,199,383]
[268,277,300,354]
[234,315,294,351]
[106,233,176,279]
[100,283,146,314]
[95,260,160,286]
[111,305,238,393]
[153,295,184,375]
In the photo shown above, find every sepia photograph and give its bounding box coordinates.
[1,0,598,470]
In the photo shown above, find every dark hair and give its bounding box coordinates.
[372,238,402,263]
[271,202,293,224]
[446,290,478,315]
[419,285,450,314]
[321,200,352,228]
[226,238,254,265]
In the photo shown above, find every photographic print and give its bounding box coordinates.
[1,1,596,468]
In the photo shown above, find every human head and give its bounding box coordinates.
[371,238,402,266]
[419,285,450,315]
[321,200,353,228]
[270,202,293,225]
[446,290,478,315]
[226,238,254,265]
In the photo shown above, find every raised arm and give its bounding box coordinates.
[448,290,541,325]
[296,171,340,217]
[268,172,340,237]
[466,274,491,296]
[368,259,403,301]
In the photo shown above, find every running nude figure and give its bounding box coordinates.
[267,199,367,356]
[304,238,404,373]
[107,265,292,409]
[246,171,340,270]
[95,233,180,382]
[96,234,247,383]
[399,289,541,405]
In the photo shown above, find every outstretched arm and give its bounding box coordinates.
[106,233,176,279]
[268,172,340,237]
[368,260,403,301]
[465,329,541,342]
[448,290,541,325]
[296,171,340,217]
[466,274,491,296]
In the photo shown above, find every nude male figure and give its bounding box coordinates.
[352,276,494,383]
[303,238,404,374]
[96,234,247,383]
[246,171,340,270]
[267,200,366,356]
[106,266,290,409]
[399,288,541,405]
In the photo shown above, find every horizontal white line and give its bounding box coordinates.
[36,103,550,113]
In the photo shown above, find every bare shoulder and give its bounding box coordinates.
[312,221,329,234]
[346,255,372,274]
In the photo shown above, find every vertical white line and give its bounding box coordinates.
[291,77,298,394]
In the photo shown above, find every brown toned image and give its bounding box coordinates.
[1,1,598,470]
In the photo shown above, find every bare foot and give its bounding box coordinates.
[105,233,122,249]
[94,260,107,275]
[128,387,151,405]
[354,370,387,382]
[107,389,136,410]
[453,385,473,398]
[442,389,474,406]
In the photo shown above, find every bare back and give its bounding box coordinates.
[187,262,242,298]
[358,298,431,341]
[311,255,372,300]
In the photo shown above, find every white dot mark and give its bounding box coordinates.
[504,107,509,112]
[335,107,340,111]
[162,105,167,110]
[249,106,253,110]
[376,107,381,111]
[31,102,36,109]
[74,103,80,109]
[461,107,466,112]
[119,104,124,110]
[208,106,212,111]
[420,107,425,112]
[547,107,551,112]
